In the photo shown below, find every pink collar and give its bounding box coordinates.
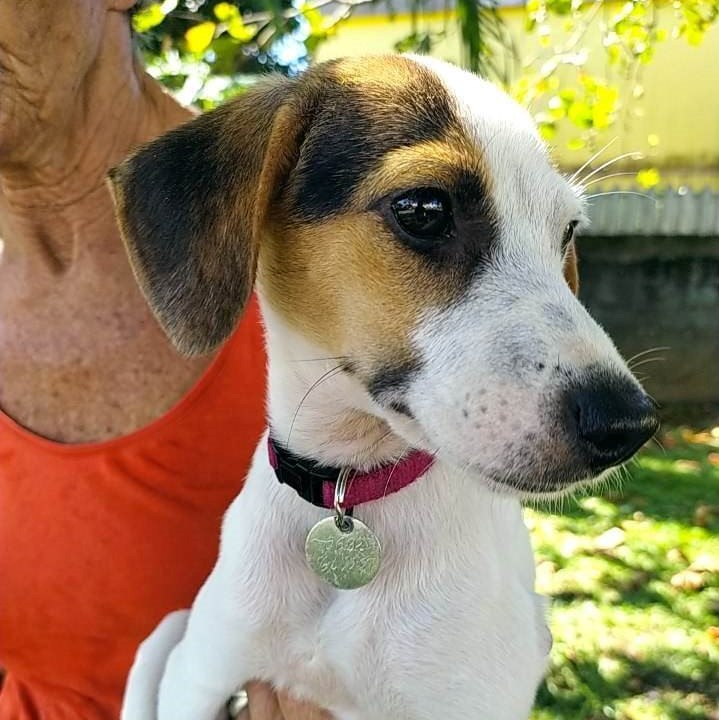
[267,437,435,509]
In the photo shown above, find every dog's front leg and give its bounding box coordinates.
[122,609,190,720]
[156,565,255,720]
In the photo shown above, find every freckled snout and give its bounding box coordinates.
[564,373,660,472]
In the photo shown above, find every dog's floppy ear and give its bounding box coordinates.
[108,76,302,355]
[563,240,579,296]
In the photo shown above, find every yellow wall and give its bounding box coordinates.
[316,4,719,187]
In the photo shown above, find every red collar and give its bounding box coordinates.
[268,437,435,510]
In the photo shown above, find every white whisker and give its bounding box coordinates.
[651,436,667,455]
[294,356,350,363]
[629,356,666,370]
[585,191,656,203]
[581,171,639,188]
[626,346,671,365]
[382,448,409,500]
[287,365,344,445]
[568,137,618,184]
[578,151,644,187]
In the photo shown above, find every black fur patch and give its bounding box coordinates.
[368,360,420,405]
[388,400,415,418]
[287,61,459,220]
[113,112,223,285]
[451,168,500,269]
[110,79,293,355]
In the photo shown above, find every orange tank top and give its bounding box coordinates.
[0,297,267,719]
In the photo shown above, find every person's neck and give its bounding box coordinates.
[0,16,192,278]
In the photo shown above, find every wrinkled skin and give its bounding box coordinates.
[0,1,327,716]
[0,0,105,167]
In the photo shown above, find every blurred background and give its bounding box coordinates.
[133,2,719,717]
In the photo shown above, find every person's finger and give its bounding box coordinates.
[243,681,283,720]
[276,690,333,720]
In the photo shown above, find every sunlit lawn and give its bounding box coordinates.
[529,426,719,720]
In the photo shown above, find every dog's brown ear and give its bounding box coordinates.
[108,76,301,355]
[563,240,579,296]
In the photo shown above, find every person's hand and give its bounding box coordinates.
[237,681,333,720]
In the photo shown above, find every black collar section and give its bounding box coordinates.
[268,437,341,509]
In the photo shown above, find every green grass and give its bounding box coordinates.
[529,426,719,720]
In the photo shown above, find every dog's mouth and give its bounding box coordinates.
[376,402,629,498]
[477,463,609,499]
[460,422,653,499]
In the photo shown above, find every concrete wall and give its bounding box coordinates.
[577,235,719,419]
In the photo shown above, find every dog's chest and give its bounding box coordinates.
[229,465,551,719]
[253,598,374,710]
[251,565,549,720]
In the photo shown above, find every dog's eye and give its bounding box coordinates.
[391,188,453,240]
[562,221,578,252]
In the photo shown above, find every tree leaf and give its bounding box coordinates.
[132,3,166,33]
[227,18,255,41]
[636,168,661,189]
[214,2,239,22]
[185,22,216,54]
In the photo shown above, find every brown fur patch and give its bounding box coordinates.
[259,128,500,386]
[257,64,500,386]
[351,138,490,210]
[564,241,580,296]
[258,211,457,379]
[109,75,299,355]
[329,54,436,89]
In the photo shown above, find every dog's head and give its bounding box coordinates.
[109,55,658,496]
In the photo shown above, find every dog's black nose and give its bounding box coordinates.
[567,375,660,471]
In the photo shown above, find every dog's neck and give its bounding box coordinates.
[257,301,537,597]
[260,302,409,472]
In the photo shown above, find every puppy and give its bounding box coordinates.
[110,54,658,720]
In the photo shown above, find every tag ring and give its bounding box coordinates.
[334,467,352,531]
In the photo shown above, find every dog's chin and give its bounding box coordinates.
[464,462,620,500]
[482,474,598,501]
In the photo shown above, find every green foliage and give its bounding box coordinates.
[132,0,348,106]
[133,0,719,162]
[455,0,518,84]
[516,0,719,155]
[529,426,719,719]
[394,30,438,54]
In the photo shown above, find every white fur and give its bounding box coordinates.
[122,309,550,720]
[121,57,642,720]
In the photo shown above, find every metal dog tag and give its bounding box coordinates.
[305,516,381,590]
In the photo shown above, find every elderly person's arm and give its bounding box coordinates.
[0,2,330,718]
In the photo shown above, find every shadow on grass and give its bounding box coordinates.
[549,550,718,625]
[529,428,719,719]
[536,654,719,719]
